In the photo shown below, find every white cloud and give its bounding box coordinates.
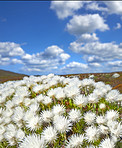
[22,53,32,60]
[107,61,122,67]
[0,42,24,57]
[77,33,99,43]
[21,45,70,72]
[87,55,106,63]
[69,41,122,60]
[104,1,122,15]
[114,23,121,30]
[11,58,23,64]
[88,62,101,67]
[50,1,83,20]
[61,61,88,74]
[0,42,24,65]
[0,56,10,65]
[86,1,122,16]
[66,14,109,36]
[86,2,108,12]
[41,45,64,58]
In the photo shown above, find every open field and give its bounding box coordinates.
[0,70,122,93]
[0,72,121,147]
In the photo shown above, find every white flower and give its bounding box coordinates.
[47,79,58,87]
[26,115,41,131]
[54,115,72,133]
[7,138,16,146]
[85,126,100,143]
[23,110,35,122]
[66,134,84,148]
[23,98,31,106]
[19,134,45,148]
[105,110,119,121]
[93,88,104,97]
[33,84,44,93]
[99,138,114,148]
[107,121,122,138]
[0,125,5,135]
[112,73,120,78]
[15,129,25,141]
[89,75,94,79]
[96,115,106,125]
[99,125,109,135]
[2,108,13,117]
[4,124,17,141]
[73,95,88,107]
[0,134,4,142]
[84,111,96,125]
[5,100,15,109]
[35,94,44,103]
[0,108,4,115]
[42,96,52,105]
[87,93,98,104]
[11,107,24,124]
[29,102,39,113]
[117,94,122,102]
[81,78,95,86]
[54,87,65,100]
[41,126,57,144]
[64,85,80,98]
[1,116,11,125]
[47,88,57,97]
[95,81,105,88]
[12,96,24,105]
[68,109,82,123]
[106,90,120,103]
[40,110,53,123]
[99,103,106,110]
[52,104,65,116]
[0,96,6,104]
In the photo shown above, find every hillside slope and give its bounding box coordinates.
[0,69,27,83]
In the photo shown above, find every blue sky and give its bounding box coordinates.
[0,1,122,75]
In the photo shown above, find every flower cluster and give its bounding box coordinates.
[0,73,121,148]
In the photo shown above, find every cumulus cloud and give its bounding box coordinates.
[0,55,10,65]
[77,33,99,43]
[21,45,70,72]
[11,58,23,64]
[50,1,83,19]
[61,61,88,74]
[107,61,122,67]
[104,1,122,15]
[87,55,106,63]
[86,2,108,12]
[0,42,70,73]
[69,41,122,61]
[86,1,122,16]
[0,42,24,65]
[0,42,24,57]
[66,14,109,36]
[88,62,101,67]
[114,23,121,30]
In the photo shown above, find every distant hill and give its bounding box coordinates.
[0,69,122,93]
[0,69,27,83]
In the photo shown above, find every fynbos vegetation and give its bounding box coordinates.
[0,74,121,148]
